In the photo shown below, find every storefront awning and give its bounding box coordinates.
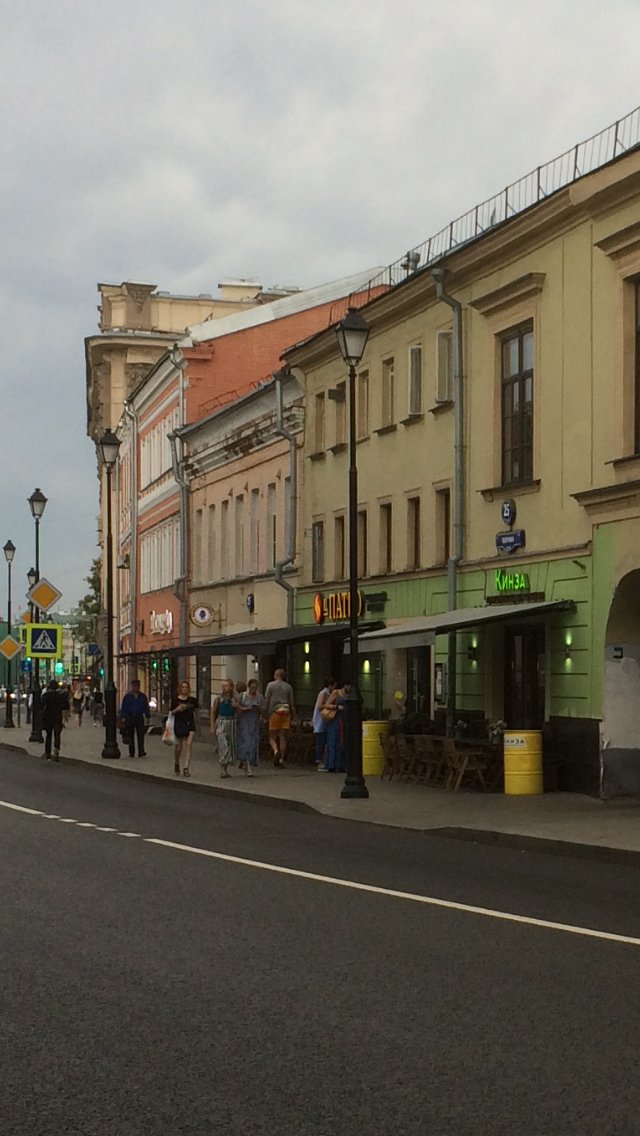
[134,620,385,659]
[351,599,575,652]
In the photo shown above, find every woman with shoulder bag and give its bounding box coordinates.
[170,681,198,777]
[211,679,238,779]
[312,677,337,771]
[324,682,347,773]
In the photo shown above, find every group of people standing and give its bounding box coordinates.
[312,678,351,772]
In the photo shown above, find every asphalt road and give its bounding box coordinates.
[1,747,640,1136]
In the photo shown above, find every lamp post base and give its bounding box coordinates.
[340,777,369,800]
[340,688,369,800]
[4,718,15,729]
[101,681,120,760]
[101,744,121,760]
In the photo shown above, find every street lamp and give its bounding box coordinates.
[27,487,47,744]
[98,428,121,759]
[334,307,370,800]
[3,540,15,728]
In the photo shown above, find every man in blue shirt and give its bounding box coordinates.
[120,679,151,758]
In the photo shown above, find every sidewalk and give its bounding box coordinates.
[3,720,640,861]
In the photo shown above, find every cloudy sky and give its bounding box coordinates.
[1,0,639,610]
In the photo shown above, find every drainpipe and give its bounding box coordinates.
[169,347,189,679]
[431,266,464,737]
[273,368,297,627]
[123,400,138,674]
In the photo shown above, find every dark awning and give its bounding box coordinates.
[350,600,575,652]
[119,621,383,661]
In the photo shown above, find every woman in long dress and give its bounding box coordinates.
[211,679,237,778]
[236,679,265,775]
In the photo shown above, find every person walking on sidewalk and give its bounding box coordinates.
[72,684,85,727]
[236,678,265,775]
[264,668,296,769]
[120,679,151,758]
[42,680,68,761]
[211,679,238,778]
[171,680,199,777]
[312,677,336,771]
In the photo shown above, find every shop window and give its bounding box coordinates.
[334,514,345,580]
[408,345,422,415]
[312,520,325,583]
[407,496,421,569]
[357,510,368,577]
[357,371,369,439]
[381,358,395,426]
[501,322,533,485]
[435,487,451,566]
[379,502,393,574]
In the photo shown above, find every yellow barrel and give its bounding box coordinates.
[503,730,543,795]
[362,720,388,776]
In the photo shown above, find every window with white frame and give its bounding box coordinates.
[206,504,216,581]
[250,489,260,574]
[235,494,245,576]
[220,500,229,578]
[267,483,277,569]
[408,345,423,415]
[140,407,180,489]
[139,517,181,593]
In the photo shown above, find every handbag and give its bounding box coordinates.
[320,706,337,721]
[162,712,176,746]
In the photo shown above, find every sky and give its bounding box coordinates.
[1,0,639,612]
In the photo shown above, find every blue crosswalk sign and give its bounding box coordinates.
[26,624,62,659]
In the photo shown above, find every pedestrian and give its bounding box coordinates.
[62,685,71,728]
[325,682,349,773]
[71,683,85,726]
[119,678,151,758]
[41,679,68,761]
[312,677,337,771]
[211,679,238,778]
[171,680,198,777]
[92,686,103,727]
[264,668,296,769]
[236,678,265,775]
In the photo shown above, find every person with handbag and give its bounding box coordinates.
[171,681,199,777]
[325,682,349,773]
[264,668,297,769]
[120,679,151,758]
[312,677,337,771]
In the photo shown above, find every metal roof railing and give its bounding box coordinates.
[353,104,640,303]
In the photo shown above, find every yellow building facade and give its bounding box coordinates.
[285,137,640,795]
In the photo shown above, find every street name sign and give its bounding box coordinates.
[26,577,63,614]
[25,624,63,659]
[0,636,22,661]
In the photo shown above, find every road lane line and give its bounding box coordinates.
[2,796,639,948]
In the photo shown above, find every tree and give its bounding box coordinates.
[74,558,102,645]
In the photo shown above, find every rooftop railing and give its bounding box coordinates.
[352,105,640,303]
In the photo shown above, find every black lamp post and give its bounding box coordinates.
[3,540,15,728]
[98,428,121,759]
[28,488,47,744]
[334,307,370,800]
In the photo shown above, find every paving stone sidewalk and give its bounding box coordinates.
[3,719,640,859]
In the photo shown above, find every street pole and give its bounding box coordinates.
[99,431,121,759]
[28,509,44,745]
[334,309,370,801]
[3,541,15,728]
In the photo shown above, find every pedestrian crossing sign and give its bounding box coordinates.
[25,623,63,659]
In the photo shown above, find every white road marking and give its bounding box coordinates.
[1,796,639,949]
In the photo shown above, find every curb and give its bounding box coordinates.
[5,742,640,866]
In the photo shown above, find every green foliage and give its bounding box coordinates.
[74,557,101,644]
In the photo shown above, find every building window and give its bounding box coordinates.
[334,514,345,580]
[335,381,346,445]
[193,508,203,583]
[357,371,369,439]
[314,392,325,453]
[357,510,368,577]
[235,494,245,577]
[408,345,422,415]
[267,483,277,569]
[220,499,229,578]
[379,502,392,574]
[435,487,451,566]
[250,489,260,574]
[207,504,216,581]
[139,517,180,593]
[381,358,395,426]
[436,331,453,403]
[312,521,325,583]
[635,282,640,452]
[407,496,421,569]
[501,323,533,485]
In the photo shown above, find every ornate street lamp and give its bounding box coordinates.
[3,540,15,728]
[334,307,370,800]
[27,488,47,744]
[98,429,121,759]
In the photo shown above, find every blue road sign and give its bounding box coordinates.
[20,660,32,673]
[496,529,526,555]
[87,643,101,657]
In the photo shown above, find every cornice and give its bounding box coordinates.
[470,273,546,317]
[594,220,640,260]
[571,479,640,512]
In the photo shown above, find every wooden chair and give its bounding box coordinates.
[380,733,397,780]
[443,739,487,792]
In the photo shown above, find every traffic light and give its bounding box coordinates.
[151,659,158,672]
[162,658,170,674]
[54,661,64,675]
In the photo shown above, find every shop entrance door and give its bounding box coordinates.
[504,625,545,729]
[406,646,431,716]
